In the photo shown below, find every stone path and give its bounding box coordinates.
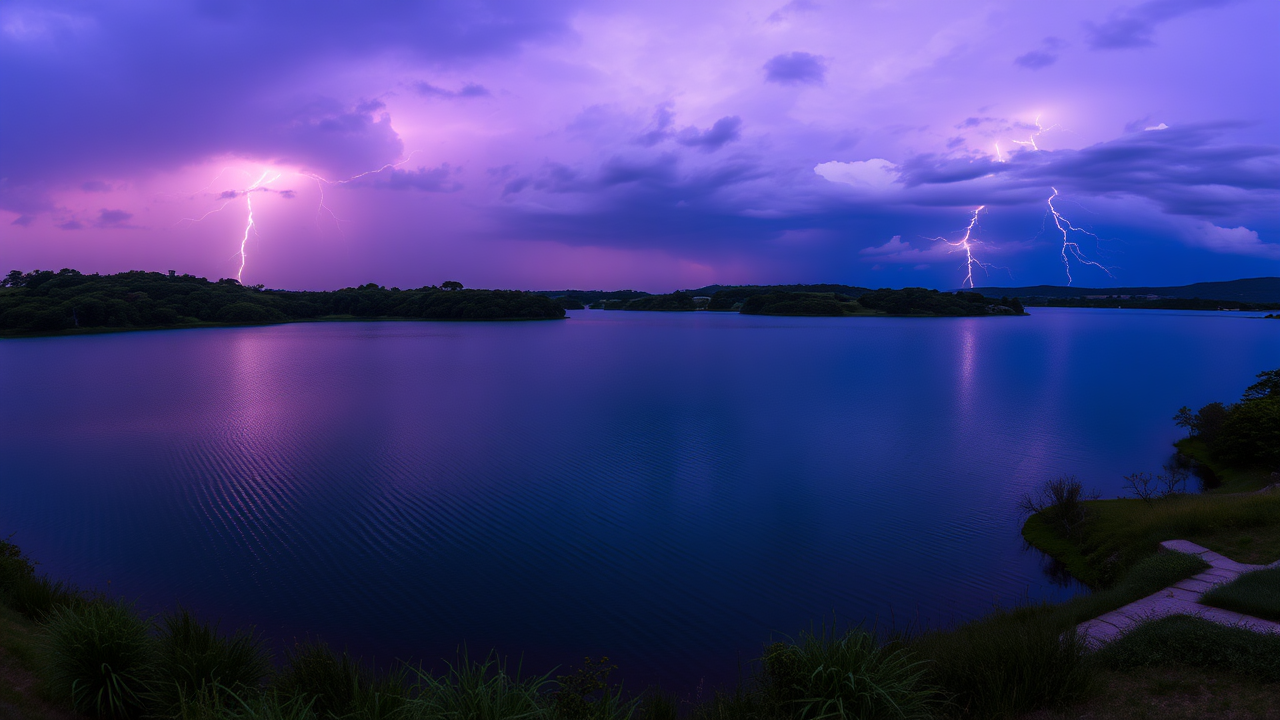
[1076,539,1280,648]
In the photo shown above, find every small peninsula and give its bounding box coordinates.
[0,269,565,336]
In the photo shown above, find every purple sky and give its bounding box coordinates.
[2,0,1277,291]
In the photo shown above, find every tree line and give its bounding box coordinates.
[0,269,565,334]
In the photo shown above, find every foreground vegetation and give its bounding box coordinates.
[0,270,565,335]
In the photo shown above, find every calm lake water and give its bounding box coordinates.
[2,308,1277,689]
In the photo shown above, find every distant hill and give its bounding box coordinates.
[972,277,1280,304]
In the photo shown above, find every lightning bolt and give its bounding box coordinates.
[236,171,279,283]
[306,152,419,231]
[930,206,1002,289]
[1046,187,1113,286]
[176,153,419,281]
[1011,114,1059,152]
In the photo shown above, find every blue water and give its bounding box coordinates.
[1,308,1276,689]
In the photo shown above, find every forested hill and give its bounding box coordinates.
[972,277,1280,304]
[0,269,565,335]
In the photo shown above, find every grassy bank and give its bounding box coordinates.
[1022,366,1280,587]
[1022,490,1280,588]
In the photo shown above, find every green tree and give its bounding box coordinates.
[1243,368,1280,401]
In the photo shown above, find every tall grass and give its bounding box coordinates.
[761,628,940,720]
[908,607,1093,719]
[0,536,84,620]
[273,641,407,719]
[46,599,155,718]
[403,650,554,720]
[150,607,272,717]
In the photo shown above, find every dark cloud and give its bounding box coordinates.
[413,82,492,98]
[0,0,576,205]
[345,165,463,192]
[599,154,679,186]
[897,122,1280,217]
[957,117,999,129]
[1014,50,1057,69]
[763,52,828,85]
[80,180,113,193]
[10,215,34,227]
[636,103,676,147]
[93,208,134,228]
[1085,0,1238,50]
[676,117,744,152]
[57,220,84,231]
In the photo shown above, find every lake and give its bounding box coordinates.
[1,308,1277,690]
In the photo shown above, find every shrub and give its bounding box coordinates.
[1018,476,1095,539]
[552,656,637,720]
[272,641,405,720]
[46,600,155,718]
[910,607,1094,719]
[760,628,939,720]
[150,607,271,717]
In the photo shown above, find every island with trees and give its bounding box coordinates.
[0,269,565,336]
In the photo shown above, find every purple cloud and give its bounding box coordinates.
[414,82,492,98]
[1014,50,1057,69]
[1085,0,1239,49]
[676,117,744,152]
[763,52,828,85]
[93,208,134,228]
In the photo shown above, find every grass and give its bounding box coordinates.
[273,641,406,720]
[404,651,557,720]
[908,608,1092,719]
[1022,490,1280,587]
[903,552,1207,719]
[1022,665,1280,720]
[150,608,271,718]
[45,600,155,718]
[761,628,940,719]
[1096,615,1280,682]
[1200,567,1280,621]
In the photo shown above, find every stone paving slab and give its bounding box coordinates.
[1075,540,1279,649]
[1172,577,1216,593]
